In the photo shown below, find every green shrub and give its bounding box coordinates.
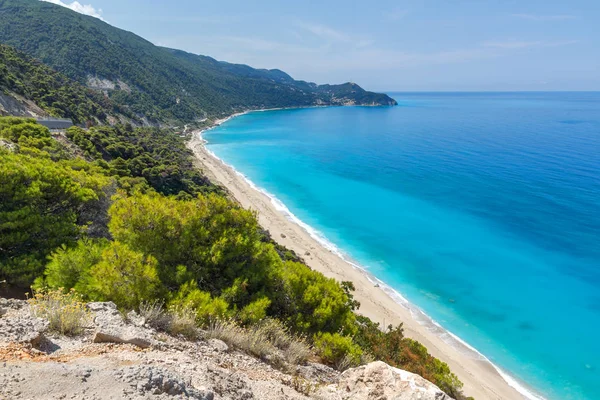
[169,281,230,324]
[313,332,362,371]
[40,239,108,292]
[282,261,357,336]
[86,241,162,309]
[239,297,271,325]
[0,140,110,287]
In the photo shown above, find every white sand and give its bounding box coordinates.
[188,122,534,400]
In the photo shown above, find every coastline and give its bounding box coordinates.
[188,112,538,400]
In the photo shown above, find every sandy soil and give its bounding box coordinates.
[188,122,532,400]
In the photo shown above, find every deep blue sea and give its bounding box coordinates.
[204,92,600,400]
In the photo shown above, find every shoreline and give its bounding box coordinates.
[188,111,540,400]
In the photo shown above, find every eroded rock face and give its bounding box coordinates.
[316,361,454,400]
[0,298,455,400]
[89,302,152,348]
[296,362,339,385]
[115,365,214,399]
[0,298,48,345]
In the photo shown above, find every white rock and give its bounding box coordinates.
[316,361,454,400]
[89,302,152,348]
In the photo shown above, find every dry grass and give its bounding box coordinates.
[166,306,198,340]
[138,300,170,330]
[333,354,356,372]
[205,319,277,359]
[256,319,312,365]
[204,318,312,366]
[28,289,90,336]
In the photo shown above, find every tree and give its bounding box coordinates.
[0,150,110,287]
[85,241,162,309]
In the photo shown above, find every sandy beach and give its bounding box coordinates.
[188,118,530,400]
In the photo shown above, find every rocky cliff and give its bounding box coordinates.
[0,298,452,400]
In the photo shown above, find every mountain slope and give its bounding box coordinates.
[0,44,120,124]
[0,0,396,124]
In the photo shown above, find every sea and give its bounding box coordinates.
[203,92,600,400]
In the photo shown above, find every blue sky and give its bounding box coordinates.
[43,0,599,91]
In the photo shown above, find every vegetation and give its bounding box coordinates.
[205,319,312,366]
[0,117,468,399]
[65,124,216,196]
[0,118,111,286]
[28,289,90,336]
[0,44,118,124]
[0,0,395,124]
[354,316,470,399]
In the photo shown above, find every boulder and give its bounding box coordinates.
[89,302,152,348]
[316,361,454,400]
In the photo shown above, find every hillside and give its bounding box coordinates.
[0,0,396,124]
[0,298,454,400]
[0,117,470,399]
[0,44,124,124]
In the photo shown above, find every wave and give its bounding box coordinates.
[198,115,547,400]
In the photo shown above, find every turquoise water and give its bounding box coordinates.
[204,92,600,400]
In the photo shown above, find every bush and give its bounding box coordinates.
[353,316,468,399]
[282,261,357,336]
[86,241,162,310]
[40,239,108,292]
[313,332,362,371]
[28,289,90,336]
[238,297,271,325]
[169,282,230,324]
[0,147,110,287]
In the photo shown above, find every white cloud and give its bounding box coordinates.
[512,13,577,21]
[40,0,104,20]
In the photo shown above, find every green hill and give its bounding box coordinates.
[0,0,396,124]
[0,44,126,124]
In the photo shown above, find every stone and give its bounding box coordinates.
[0,299,48,345]
[115,365,214,399]
[316,361,454,400]
[207,338,229,352]
[89,302,152,348]
[296,362,339,384]
[126,310,146,327]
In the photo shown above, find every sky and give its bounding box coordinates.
[42,0,600,91]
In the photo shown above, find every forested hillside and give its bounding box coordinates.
[0,0,396,124]
[0,44,125,124]
[0,117,468,399]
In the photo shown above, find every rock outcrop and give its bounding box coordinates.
[317,361,454,400]
[0,299,453,400]
[0,298,48,346]
[89,302,152,348]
